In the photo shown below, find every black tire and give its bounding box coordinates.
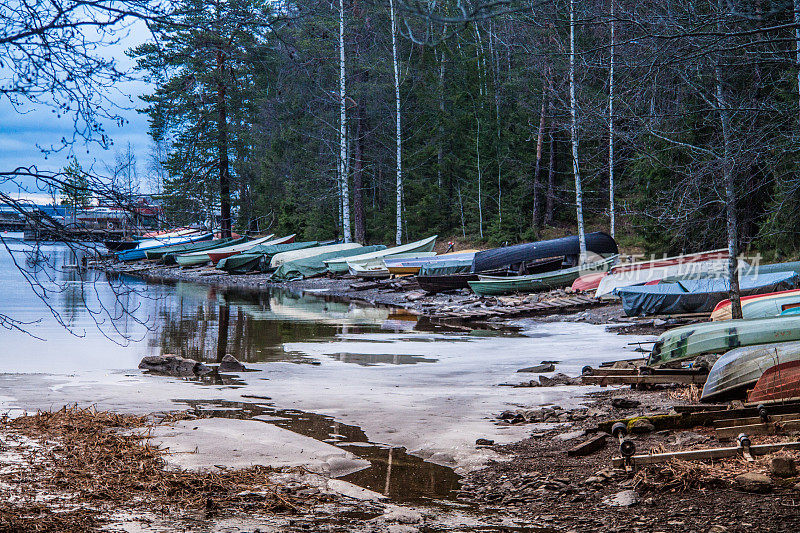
[612,422,627,438]
[737,433,751,448]
[620,439,636,457]
[582,365,593,375]
[758,405,769,422]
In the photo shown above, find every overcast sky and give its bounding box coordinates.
[0,19,154,203]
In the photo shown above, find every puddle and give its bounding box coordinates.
[174,398,462,503]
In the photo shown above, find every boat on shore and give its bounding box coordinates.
[117,231,211,262]
[207,234,295,264]
[271,245,385,281]
[347,252,438,279]
[145,236,246,261]
[215,241,320,273]
[324,235,437,275]
[701,341,800,401]
[617,272,799,316]
[385,250,478,276]
[647,315,800,368]
[175,234,276,267]
[471,232,617,273]
[595,249,729,298]
[748,359,800,403]
[711,288,800,321]
[468,255,618,296]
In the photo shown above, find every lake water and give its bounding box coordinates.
[0,234,650,501]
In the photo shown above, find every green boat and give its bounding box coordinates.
[647,315,800,368]
[146,237,243,261]
[467,255,618,296]
[215,241,319,273]
[271,245,386,281]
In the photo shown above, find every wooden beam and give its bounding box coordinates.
[612,441,800,468]
[582,374,707,386]
[716,420,800,440]
[566,434,607,457]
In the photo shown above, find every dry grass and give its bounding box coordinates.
[667,385,702,403]
[0,406,319,532]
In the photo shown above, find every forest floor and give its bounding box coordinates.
[69,260,800,532]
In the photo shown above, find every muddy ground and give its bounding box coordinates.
[20,260,791,532]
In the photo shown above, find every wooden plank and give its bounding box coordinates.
[716,420,800,440]
[713,413,800,428]
[612,441,800,468]
[581,374,707,386]
[566,434,607,457]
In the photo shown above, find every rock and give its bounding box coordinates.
[405,291,426,302]
[602,490,639,507]
[475,438,494,446]
[218,354,247,372]
[555,430,586,441]
[139,355,212,377]
[793,482,800,491]
[517,364,555,373]
[708,526,728,533]
[734,473,772,493]
[610,398,640,409]
[770,456,797,478]
[538,373,581,386]
[693,353,722,371]
[628,418,655,434]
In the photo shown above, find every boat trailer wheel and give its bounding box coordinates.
[581,365,593,375]
[757,404,769,422]
[737,433,752,449]
[611,422,628,439]
[620,439,637,458]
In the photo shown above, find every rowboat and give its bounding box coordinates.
[269,243,361,269]
[571,271,607,292]
[324,235,437,274]
[595,257,731,298]
[646,315,800,368]
[472,232,617,273]
[271,245,385,281]
[617,272,799,316]
[144,237,245,261]
[609,249,728,275]
[701,342,800,401]
[175,234,274,267]
[207,234,295,264]
[347,252,438,279]
[385,250,478,276]
[215,241,320,273]
[117,231,211,262]
[711,289,800,321]
[414,256,562,294]
[468,255,618,296]
[141,227,198,239]
[103,240,139,252]
[748,359,800,403]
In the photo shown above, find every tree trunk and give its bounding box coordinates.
[216,50,232,238]
[545,99,555,225]
[532,90,547,228]
[389,0,402,245]
[608,0,616,238]
[438,50,445,190]
[216,304,229,363]
[353,109,366,243]
[795,0,800,127]
[569,0,587,260]
[339,0,352,243]
[476,115,484,238]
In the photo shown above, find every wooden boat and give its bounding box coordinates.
[385,250,478,276]
[324,235,437,274]
[117,231,210,261]
[647,315,800,368]
[595,250,730,298]
[175,234,274,267]
[468,255,618,296]
[701,341,800,401]
[207,234,295,264]
[711,289,800,321]
[618,272,799,316]
[748,359,800,403]
[269,242,362,269]
[472,232,617,273]
[347,252,437,278]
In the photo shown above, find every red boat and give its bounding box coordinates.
[748,360,800,403]
[571,271,607,292]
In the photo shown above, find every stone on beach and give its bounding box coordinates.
[138,354,212,377]
[218,354,248,372]
[734,473,772,493]
[517,364,555,373]
[769,456,797,478]
[602,490,639,507]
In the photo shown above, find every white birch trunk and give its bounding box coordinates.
[338,0,351,243]
[569,0,587,261]
[389,0,402,245]
[476,115,483,238]
[795,0,800,127]
[608,0,616,238]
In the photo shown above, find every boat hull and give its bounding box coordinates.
[748,360,800,403]
[711,288,800,321]
[701,341,800,401]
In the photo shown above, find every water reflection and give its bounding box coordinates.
[175,398,461,502]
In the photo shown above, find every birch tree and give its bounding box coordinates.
[569,0,586,260]
[389,0,403,245]
[608,0,616,238]
[339,0,352,243]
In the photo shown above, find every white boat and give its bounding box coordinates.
[269,242,363,269]
[324,235,438,274]
[175,234,274,267]
[595,256,735,298]
[347,252,437,278]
